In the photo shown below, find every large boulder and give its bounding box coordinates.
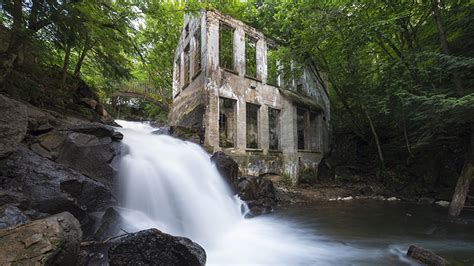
[94,207,124,241]
[211,151,239,191]
[238,175,277,216]
[30,122,122,187]
[0,145,116,233]
[56,131,119,186]
[0,212,82,265]
[109,228,206,266]
[0,94,27,158]
[407,245,448,265]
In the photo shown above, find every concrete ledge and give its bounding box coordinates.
[297,150,321,154]
[245,148,263,153]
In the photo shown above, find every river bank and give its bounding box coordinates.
[269,174,472,213]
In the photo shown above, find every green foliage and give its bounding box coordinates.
[229,0,474,184]
[143,103,168,124]
[2,0,473,187]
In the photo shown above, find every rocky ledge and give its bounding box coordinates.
[0,93,121,236]
[211,151,277,216]
[0,94,209,265]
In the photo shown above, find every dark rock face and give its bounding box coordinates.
[170,125,203,144]
[0,94,27,158]
[0,145,116,234]
[94,207,124,241]
[109,228,206,266]
[0,205,29,229]
[208,152,277,216]
[152,126,171,135]
[29,122,122,187]
[0,212,82,265]
[407,245,448,266]
[56,132,119,186]
[238,175,277,216]
[211,151,239,191]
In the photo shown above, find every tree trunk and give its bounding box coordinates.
[432,0,472,217]
[448,128,474,217]
[28,0,41,28]
[6,0,24,60]
[402,115,413,160]
[432,0,463,95]
[363,107,385,169]
[61,44,71,87]
[74,42,90,77]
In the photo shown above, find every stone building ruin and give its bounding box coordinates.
[169,9,331,182]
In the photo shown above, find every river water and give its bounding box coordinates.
[116,121,474,265]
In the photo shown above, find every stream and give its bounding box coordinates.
[116,120,474,265]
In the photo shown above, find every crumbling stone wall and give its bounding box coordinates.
[170,9,331,183]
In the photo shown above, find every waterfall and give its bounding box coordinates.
[116,120,362,265]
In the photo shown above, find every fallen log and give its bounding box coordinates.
[407,245,449,266]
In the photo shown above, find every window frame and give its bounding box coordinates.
[245,34,258,79]
[193,26,202,79]
[219,23,235,71]
[183,44,191,89]
[268,107,281,151]
[246,102,260,149]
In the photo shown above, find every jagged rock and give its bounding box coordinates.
[80,97,98,110]
[94,207,124,241]
[237,175,277,216]
[211,151,239,191]
[109,228,206,266]
[30,123,123,181]
[56,132,119,185]
[0,212,82,265]
[0,205,29,229]
[0,94,27,158]
[30,122,122,187]
[0,145,116,232]
[407,245,449,266]
[65,122,117,138]
[152,126,171,135]
[33,131,67,158]
[60,179,115,213]
[112,131,124,141]
[95,104,108,117]
[170,125,203,144]
[418,197,435,205]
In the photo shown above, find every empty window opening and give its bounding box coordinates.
[193,27,201,77]
[245,35,257,78]
[267,46,278,86]
[246,103,260,149]
[219,98,236,148]
[309,111,319,151]
[183,44,190,88]
[268,108,280,150]
[296,84,304,93]
[297,107,306,150]
[175,57,181,89]
[297,107,320,151]
[219,23,234,70]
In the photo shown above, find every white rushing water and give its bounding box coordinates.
[115,120,388,265]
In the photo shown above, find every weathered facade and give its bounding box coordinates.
[169,10,331,182]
